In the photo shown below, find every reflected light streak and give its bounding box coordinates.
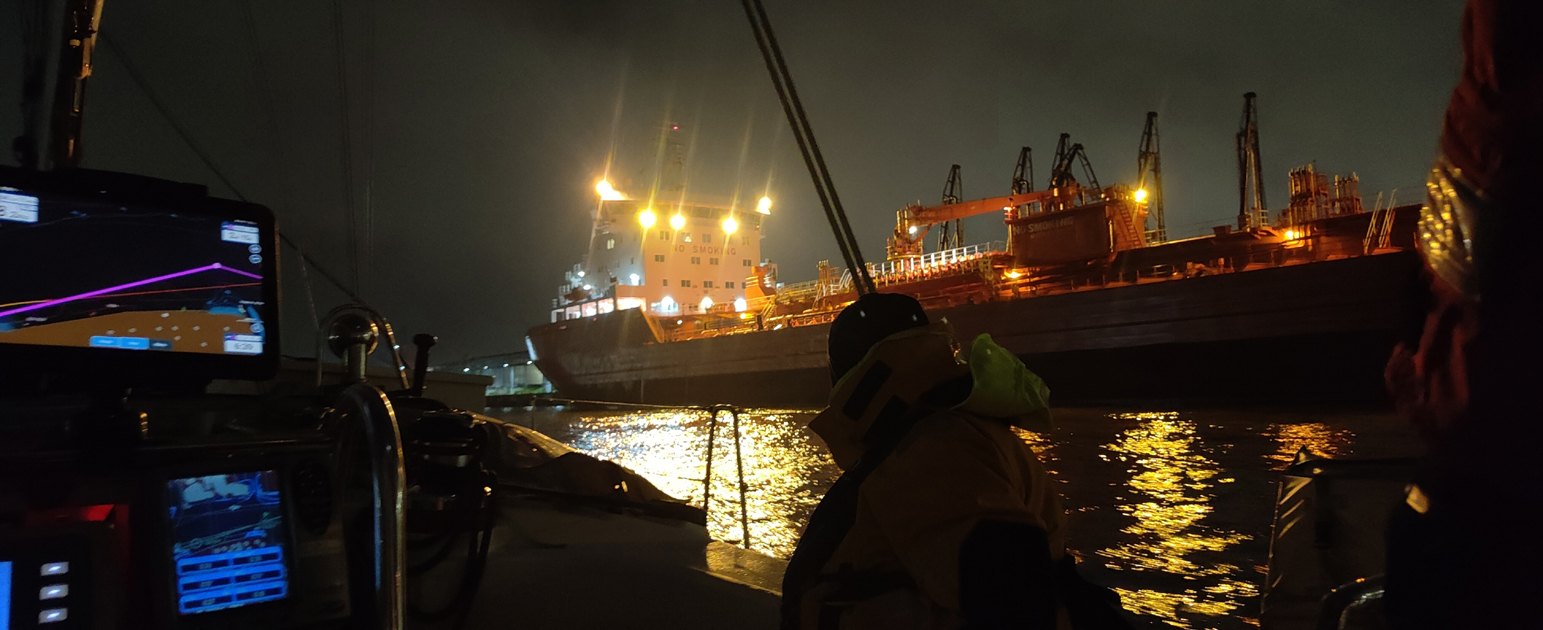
[1266,421,1353,466]
[557,408,837,557]
[1097,412,1256,628]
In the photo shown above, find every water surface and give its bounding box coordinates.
[487,406,1420,629]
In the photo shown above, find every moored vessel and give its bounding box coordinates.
[530,108,1423,406]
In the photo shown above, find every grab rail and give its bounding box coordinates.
[531,398,755,551]
[702,404,753,551]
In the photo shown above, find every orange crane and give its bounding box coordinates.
[886,135,1100,259]
[886,182,1087,259]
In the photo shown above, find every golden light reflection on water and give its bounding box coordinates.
[532,408,837,558]
[1097,412,1258,628]
[488,406,1410,630]
[1266,421,1354,466]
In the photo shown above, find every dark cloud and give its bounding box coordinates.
[0,0,1464,360]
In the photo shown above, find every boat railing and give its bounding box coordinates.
[703,404,752,552]
[1315,574,1385,630]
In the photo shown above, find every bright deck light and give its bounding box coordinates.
[699,296,715,312]
[733,297,748,312]
[669,213,687,231]
[638,208,657,228]
[595,179,624,201]
[1134,188,1149,203]
[722,215,739,235]
[756,196,773,215]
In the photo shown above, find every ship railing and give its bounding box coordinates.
[869,241,1006,285]
[775,279,821,304]
[527,398,754,552]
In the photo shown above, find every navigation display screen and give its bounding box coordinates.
[166,471,289,615]
[0,186,270,359]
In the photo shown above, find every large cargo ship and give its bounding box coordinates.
[528,120,1423,407]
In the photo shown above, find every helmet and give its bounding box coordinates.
[827,293,929,384]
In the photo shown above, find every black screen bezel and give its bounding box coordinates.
[0,170,281,385]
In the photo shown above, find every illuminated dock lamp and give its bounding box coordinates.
[756,196,773,215]
[638,208,657,228]
[629,272,640,285]
[659,295,677,313]
[669,213,687,231]
[722,214,739,235]
[907,225,918,236]
[699,296,715,312]
[733,296,748,312]
[1134,188,1149,203]
[595,179,625,201]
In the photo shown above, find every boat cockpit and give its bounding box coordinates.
[0,166,783,630]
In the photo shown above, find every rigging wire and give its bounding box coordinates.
[98,32,368,311]
[739,0,875,295]
[239,0,295,220]
[361,0,376,302]
[331,0,362,298]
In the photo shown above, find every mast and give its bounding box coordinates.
[49,0,105,169]
[14,0,103,170]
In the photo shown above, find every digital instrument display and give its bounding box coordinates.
[0,185,272,360]
[1,560,11,630]
[166,471,289,615]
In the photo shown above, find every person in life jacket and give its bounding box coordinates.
[782,293,1129,630]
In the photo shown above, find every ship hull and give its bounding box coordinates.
[528,251,1423,407]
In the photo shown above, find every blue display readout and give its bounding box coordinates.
[165,471,288,615]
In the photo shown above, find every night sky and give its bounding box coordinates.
[1,1,1464,361]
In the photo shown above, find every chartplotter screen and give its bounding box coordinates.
[0,187,270,359]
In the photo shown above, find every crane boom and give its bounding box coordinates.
[1237,92,1267,229]
[1011,146,1034,194]
[1137,111,1166,242]
[902,187,1071,229]
[938,164,964,250]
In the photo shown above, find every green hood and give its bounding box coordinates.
[955,333,1053,431]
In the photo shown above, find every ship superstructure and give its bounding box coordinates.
[553,196,767,321]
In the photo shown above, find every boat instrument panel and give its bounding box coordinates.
[0,168,378,629]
